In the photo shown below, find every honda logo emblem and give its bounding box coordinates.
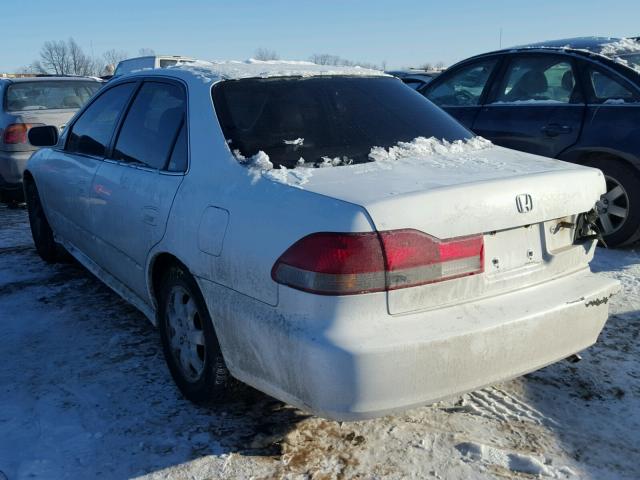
[516,194,533,213]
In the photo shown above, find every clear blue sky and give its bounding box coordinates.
[2,0,639,72]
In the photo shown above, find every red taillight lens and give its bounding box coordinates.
[380,230,484,290]
[271,229,484,295]
[271,232,386,295]
[2,123,32,144]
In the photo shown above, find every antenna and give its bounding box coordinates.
[499,28,503,48]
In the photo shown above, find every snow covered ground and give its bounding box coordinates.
[0,204,638,480]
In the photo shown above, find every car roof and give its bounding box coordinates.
[442,37,640,76]
[1,76,101,84]
[123,59,389,84]
[515,36,623,51]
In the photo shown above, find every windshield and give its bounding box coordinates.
[5,81,100,112]
[212,76,471,168]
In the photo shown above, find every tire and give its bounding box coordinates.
[158,265,234,404]
[583,159,640,247]
[24,180,58,263]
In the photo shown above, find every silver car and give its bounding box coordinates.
[0,76,102,205]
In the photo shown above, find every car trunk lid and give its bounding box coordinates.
[293,145,605,313]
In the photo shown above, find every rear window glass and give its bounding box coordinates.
[5,81,100,112]
[212,76,471,169]
[159,59,178,68]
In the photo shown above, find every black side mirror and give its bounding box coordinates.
[28,125,59,147]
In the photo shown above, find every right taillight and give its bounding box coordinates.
[271,229,484,295]
[2,123,33,144]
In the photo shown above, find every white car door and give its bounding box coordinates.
[39,82,137,256]
[88,79,187,298]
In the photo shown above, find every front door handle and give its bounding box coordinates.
[541,123,572,137]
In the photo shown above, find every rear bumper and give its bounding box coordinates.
[0,149,32,188]
[0,150,32,202]
[201,269,619,421]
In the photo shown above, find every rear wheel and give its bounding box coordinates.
[24,180,58,263]
[584,159,640,247]
[158,265,234,404]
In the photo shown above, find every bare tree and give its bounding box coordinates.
[309,53,342,65]
[138,48,156,56]
[33,38,101,76]
[36,40,71,75]
[421,62,433,71]
[254,48,280,61]
[68,38,95,76]
[309,53,381,70]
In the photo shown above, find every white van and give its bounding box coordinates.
[113,56,195,77]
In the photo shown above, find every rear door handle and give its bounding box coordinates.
[142,206,159,226]
[541,124,572,137]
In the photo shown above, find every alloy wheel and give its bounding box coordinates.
[598,175,630,235]
[166,285,206,382]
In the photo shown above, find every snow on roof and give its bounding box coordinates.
[599,38,640,57]
[170,59,388,83]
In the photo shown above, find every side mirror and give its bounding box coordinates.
[28,125,59,147]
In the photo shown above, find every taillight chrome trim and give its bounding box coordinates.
[272,263,387,295]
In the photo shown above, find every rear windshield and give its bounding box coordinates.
[212,76,471,168]
[5,81,100,112]
[159,59,179,68]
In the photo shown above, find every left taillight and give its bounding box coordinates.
[271,229,484,295]
[2,123,34,144]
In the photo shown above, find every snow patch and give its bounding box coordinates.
[171,59,388,83]
[368,136,497,169]
[599,38,640,72]
[283,138,304,146]
[233,150,313,187]
[319,156,354,168]
[456,442,575,478]
[491,99,566,105]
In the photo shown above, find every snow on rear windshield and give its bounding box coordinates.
[5,81,100,112]
[212,76,471,169]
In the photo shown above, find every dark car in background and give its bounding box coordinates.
[420,37,640,246]
[0,76,102,206]
[386,69,440,90]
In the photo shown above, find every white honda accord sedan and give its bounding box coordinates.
[24,60,619,420]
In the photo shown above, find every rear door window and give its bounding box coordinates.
[586,67,638,104]
[494,56,581,104]
[425,59,498,106]
[66,82,136,157]
[112,81,186,170]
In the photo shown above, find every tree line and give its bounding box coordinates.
[21,38,154,76]
[19,39,445,76]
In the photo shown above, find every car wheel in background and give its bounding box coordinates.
[24,180,59,263]
[158,265,235,404]
[584,159,640,247]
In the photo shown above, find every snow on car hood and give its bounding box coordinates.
[171,59,388,83]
